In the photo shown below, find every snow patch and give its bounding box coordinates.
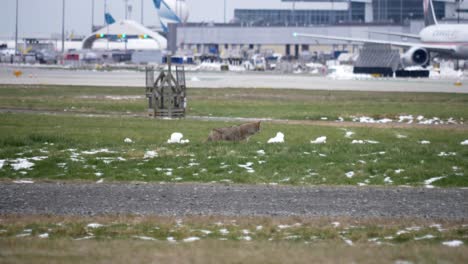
[351,140,379,144]
[143,150,158,159]
[87,223,104,229]
[438,152,456,157]
[345,131,355,138]
[460,140,468,145]
[38,233,49,239]
[345,171,355,178]
[268,132,284,144]
[183,237,200,243]
[10,159,35,170]
[167,132,190,144]
[310,136,327,144]
[133,236,157,241]
[442,240,463,247]
[124,138,133,143]
[419,140,431,145]
[13,180,34,184]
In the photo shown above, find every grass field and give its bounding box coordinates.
[0,113,467,187]
[0,216,466,263]
[1,84,468,262]
[0,84,467,187]
[0,84,467,121]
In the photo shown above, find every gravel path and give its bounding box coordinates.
[1,183,467,219]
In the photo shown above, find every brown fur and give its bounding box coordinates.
[207,121,261,142]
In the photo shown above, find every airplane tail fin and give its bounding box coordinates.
[153,0,162,9]
[423,0,438,26]
[105,13,116,25]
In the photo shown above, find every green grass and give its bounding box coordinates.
[0,113,467,187]
[0,216,467,264]
[1,85,468,120]
[0,216,466,246]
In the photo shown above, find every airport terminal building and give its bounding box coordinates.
[168,0,466,57]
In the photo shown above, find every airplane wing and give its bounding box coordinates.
[293,32,456,53]
[367,31,421,40]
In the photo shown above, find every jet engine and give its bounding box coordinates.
[401,47,430,67]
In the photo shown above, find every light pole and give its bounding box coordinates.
[15,0,19,55]
[61,0,65,54]
[141,0,144,24]
[91,0,95,31]
[124,0,128,19]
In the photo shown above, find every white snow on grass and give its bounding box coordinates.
[414,234,436,240]
[143,150,158,159]
[442,240,464,247]
[438,152,456,157]
[238,162,255,173]
[345,171,355,178]
[167,237,176,243]
[0,159,4,169]
[394,169,405,174]
[351,140,379,144]
[268,132,284,144]
[240,236,252,241]
[341,236,354,246]
[74,235,95,241]
[396,134,408,139]
[257,150,265,155]
[310,136,327,144]
[256,226,263,231]
[95,172,103,177]
[461,140,468,145]
[13,180,34,184]
[331,222,340,228]
[82,149,116,155]
[344,131,355,138]
[38,233,49,239]
[10,159,35,170]
[96,179,104,184]
[87,223,104,229]
[133,236,157,241]
[124,138,133,143]
[183,237,200,243]
[167,132,189,144]
[384,177,393,184]
[424,176,445,188]
[219,229,229,235]
[419,140,431,145]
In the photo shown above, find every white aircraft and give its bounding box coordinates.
[293,0,468,67]
[153,0,189,33]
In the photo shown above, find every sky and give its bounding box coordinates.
[0,0,286,39]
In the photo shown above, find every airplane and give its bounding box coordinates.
[105,12,116,25]
[293,0,468,67]
[153,0,189,33]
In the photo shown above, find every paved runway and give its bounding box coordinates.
[1,65,467,93]
[1,183,467,219]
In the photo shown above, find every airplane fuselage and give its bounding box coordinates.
[420,24,468,58]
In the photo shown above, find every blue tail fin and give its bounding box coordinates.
[423,0,438,26]
[153,0,162,9]
[105,13,116,25]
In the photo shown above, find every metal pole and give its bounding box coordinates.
[15,0,19,55]
[61,0,65,54]
[124,0,128,20]
[141,0,144,24]
[92,0,95,31]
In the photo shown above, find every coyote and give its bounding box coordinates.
[207,121,261,142]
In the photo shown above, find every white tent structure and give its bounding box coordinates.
[82,20,167,50]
